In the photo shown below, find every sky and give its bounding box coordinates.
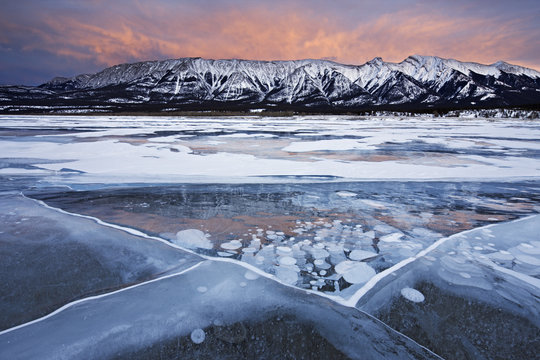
[1,0,539,85]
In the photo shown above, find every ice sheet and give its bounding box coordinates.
[0,114,538,358]
[353,215,540,359]
[24,180,539,305]
[0,194,201,330]
[1,115,539,183]
[0,260,440,360]
[355,215,540,310]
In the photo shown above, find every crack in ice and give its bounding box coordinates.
[343,214,539,307]
[0,261,204,336]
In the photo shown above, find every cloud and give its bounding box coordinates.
[1,1,539,84]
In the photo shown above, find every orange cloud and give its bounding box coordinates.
[9,3,540,72]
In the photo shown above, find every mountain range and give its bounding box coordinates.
[1,55,540,113]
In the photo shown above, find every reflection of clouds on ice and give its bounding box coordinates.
[217,133,277,138]
[23,181,537,303]
[16,180,537,306]
[283,139,371,152]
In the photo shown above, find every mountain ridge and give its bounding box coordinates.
[1,55,539,113]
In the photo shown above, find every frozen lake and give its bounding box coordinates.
[0,115,539,359]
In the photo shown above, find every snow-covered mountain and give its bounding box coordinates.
[1,55,540,112]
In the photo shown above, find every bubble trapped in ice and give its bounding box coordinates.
[221,240,243,250]
[335,261,376,284]
[190,328,206,344]
[174,229,212,249]
[400,287,425,303]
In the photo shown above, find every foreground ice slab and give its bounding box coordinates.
[0,260,441,360]
[355,215,540,359]
[0,193,201,330]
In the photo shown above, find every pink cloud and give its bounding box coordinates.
[4,3,540,71]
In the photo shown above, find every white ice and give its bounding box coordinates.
[1,115,539,183]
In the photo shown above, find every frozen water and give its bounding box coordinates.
[0,115,539,358]
[217,251,233,257]
[1,115,540,181]
[0,193,201,330]
[356,215,540,360]
[336,191,357,197]
[24,177,539,302]
[0,260,440,359]
[244,271,260,280]
[283,139,367,152]
[513,253,540,265]
[487,251,514,262]
[380,233,404,243]
[343,264,376,285]
[275,267,299,284]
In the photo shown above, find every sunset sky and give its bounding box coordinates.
[1,0,539,85]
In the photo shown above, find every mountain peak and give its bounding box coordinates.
[492,60,509,67]
[401,55,444,67]
[406,54,439,61]
[5,55,539,114]
[491,60,540,78]
[367,57,384,64]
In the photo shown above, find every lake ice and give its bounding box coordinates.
[0,115,538,359]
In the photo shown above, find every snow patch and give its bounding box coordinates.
[336,191,357,198]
